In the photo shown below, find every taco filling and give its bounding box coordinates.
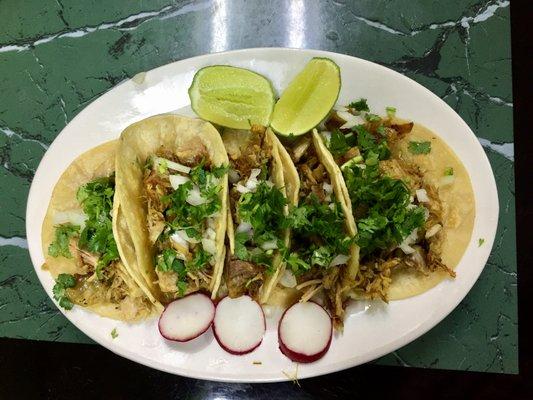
[282,137,355,326]
[45,175,152,320]
[322,100,452,301]
[223,125,288,301]
[142,146,227,302]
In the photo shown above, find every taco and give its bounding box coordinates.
[272,131,358,327]
[114,114,229,303]
[41,141,158,321]
[320,101,475,301]
[221,125,295,304]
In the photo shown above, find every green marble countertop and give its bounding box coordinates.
[0,0,516,373]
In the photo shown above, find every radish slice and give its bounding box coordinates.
[278,301,332,363]
[213,295,265,355]
[158,293,215,342]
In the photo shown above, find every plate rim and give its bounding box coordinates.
[26,47,499,382]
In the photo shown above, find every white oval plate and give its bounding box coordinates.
[26,48,498,382]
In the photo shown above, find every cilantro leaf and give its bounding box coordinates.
[327,129,350,158]
[444,167,454,176]
[349,98,370,112]
[76,177,119,277]
[408,141,431,155]
[52,273,76,310]
[48,223,80,258]
[478,238,485,247]
[364,113,381,123]
[343,161,426,257]
[111,328,119,339]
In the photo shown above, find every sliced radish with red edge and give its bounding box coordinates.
[158,293,215,342]
[278,301,332,363]
[213,295,265,355]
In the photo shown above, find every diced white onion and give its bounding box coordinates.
[423,207,430,220]
[176,230,200,244]
[154,157,190,174]
[228,169,240,183]
[249,168,261,180]
[245,178,258,192]
[416,189,430,203]
[236,183,251,193]
[333,105,348,112]
[170,233,189,249]
[206,227,216,240]
[53,211,87,229]
[440,175,456,187]
[279,269,297,288]
[409,195,415,204]
[265,180,274,188]
[337,111,366,130]
[260,240,278,251]
[236,221,252,234]
[202,238,217,255]
[323,182,333,194]
[399,228,418,254]
[207,218,216,230]
[186,185,206,206]
[329,254,350,267]
[169,174,190,190]
[329,203,335,210]
[425,224,442,239]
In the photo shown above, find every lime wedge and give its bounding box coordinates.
[188,65,275,129]
[270,58,341,137]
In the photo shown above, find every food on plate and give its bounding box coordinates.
[39,56,479,365]
[114,114,229,304]
[158,292,215,342]
[213,295,266,354]
[272,130,358,328]
[222,125,292,304]
[278,301,332,363]
[320,100,475,301]
[189,65,275,129]
[41,141,159,320]
[270,57,340,137]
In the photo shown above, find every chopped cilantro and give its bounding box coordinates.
[343,161,426,257]
[284,196,353,273]
[365,113,381,123]
[349,98,370,112]
[444,167,454,176]
[408,141,431,155]
[185,247,212,271]
[156,248,186,274]
[111,328,118,339]
[354,126,391,160]
[328,129,352,157]
[386,106,396,118]
[48,223,80,258]
[76,177,119,278]
[478,238,485,247]
[177,281,188,297]
[52,273,76,310]
[234,181,287,270]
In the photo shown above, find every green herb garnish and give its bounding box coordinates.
[478,238,485,247]
[365,113,381,123]
[48,223,80,258]
[343,161,426,257]
[349,98,370,112]
[111,328,118,339]
[408,141,431,155]
[52,273,77,310]
[444,167,454,176]
[386,106,396,118]
[284,196,353,273]
[76,177,119,278]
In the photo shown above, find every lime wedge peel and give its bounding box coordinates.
[188,65,276,130]
[270,57,341,137]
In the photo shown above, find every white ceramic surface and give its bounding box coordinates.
[26,48,499,382]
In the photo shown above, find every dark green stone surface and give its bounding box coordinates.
[0,0,516,373]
